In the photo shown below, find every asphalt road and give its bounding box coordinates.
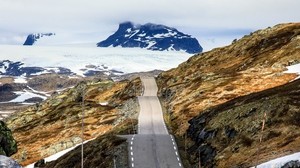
[127,77,183,168]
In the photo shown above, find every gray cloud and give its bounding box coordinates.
[0,0,299,46]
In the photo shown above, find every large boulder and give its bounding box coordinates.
[0,155,22,168]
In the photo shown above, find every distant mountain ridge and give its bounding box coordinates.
[23,33,55,45]
[97,22,203,54]
[0,60,124,77]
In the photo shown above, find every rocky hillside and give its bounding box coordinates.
[157,23,300,167]
[6,78,142,166]
[37,121,135,168]
[97,21,203,54]
[188,78,300,167]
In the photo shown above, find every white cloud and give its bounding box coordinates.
[0,0,299,47]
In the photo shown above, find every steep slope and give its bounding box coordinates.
[156,23,300,167]
[97,21,203,54]
[40,121,134,168]
[6,78,142,166]
[188,79,300,167]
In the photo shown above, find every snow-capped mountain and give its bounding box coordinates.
[0,60,72,76]
[97,22,203,54]
[23,33,55,45]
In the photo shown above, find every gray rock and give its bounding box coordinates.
[281,160,300,168]
[0,155,22,168]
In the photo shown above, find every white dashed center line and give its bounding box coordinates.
[130,135,135,168]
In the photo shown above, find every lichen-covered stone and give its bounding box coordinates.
[0,121,17,156]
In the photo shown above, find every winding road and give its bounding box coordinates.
[127,77,183,168]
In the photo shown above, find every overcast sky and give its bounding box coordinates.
[1,0,299,50]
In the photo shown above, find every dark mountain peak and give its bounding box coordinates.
[23,33,55,45]
[119,21,135,28]
[97,22,202,54]
[118,21,135,32]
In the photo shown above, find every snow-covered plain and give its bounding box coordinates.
[0,45,191,76]
[9,90,47,104]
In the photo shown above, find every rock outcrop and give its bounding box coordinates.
[0,155,22,168]
[281,160,300,168]
[23,33,55,45]
[0,121,17,156]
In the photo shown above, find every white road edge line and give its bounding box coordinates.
[170,135,183,167]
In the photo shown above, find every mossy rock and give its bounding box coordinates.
[0,121,17,156]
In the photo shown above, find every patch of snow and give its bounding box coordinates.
[14,76,27,83]
[284,63,300,80]
[44,67,60,73]
[285,63,300,74]
[104,72,111,76]
[134,37,142,41]
[146,41,157,49]
[138,33,146,37]
[26,86,51,97]
[167,44,175,51]
[0,66,6,74]
[125,28,132,33]
[0,61,10,74]
[68,75,79,79]
[25,138,96,168]
[129,30,140,38]
[252,152,300,168]
[9,90,47,103]
[153,32,177,38]
[153,33,166,38]
[99,102,108,106]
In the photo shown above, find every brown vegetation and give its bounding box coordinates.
[6,78,141,166]
[157,23,300,167]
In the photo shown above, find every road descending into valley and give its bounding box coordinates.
[128,77,183,168]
